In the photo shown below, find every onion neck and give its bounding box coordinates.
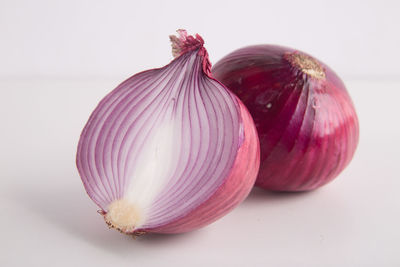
[284,52,326,80]
[170,29,212,77]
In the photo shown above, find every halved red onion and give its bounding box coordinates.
[213,45,359,192]
[76,30,260,235]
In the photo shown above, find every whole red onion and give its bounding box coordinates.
[212,45,359,191]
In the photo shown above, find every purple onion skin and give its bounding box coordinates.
[212,45,359,192]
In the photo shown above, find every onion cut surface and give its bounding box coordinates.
[76,30,259,234]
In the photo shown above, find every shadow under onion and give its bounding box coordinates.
[10,181,204,252]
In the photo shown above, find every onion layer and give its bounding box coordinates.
[76,30,260,235]
[213,45,359,191]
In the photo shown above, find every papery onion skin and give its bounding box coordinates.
[76,30,260,235]
[212,45,359,192]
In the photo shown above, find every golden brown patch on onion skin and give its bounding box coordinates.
[284,52,326,80]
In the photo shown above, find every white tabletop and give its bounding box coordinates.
[1,79,399,267]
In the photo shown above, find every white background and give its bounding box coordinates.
[1,0,400,80]
[1,0,400,266]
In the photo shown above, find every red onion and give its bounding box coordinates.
[76,30,260,235]
[212,45,359,191]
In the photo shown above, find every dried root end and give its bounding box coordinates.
[284,52,326,80]
[103,199,143,235]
